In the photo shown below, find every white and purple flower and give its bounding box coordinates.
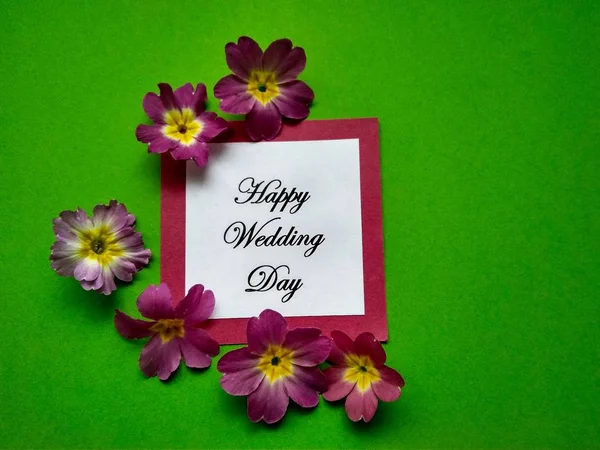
[50,200,151,295]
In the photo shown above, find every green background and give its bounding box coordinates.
[1,0,598,448]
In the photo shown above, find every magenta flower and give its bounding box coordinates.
[217,309,331,424]
[214,36,314,141]
[114,283,220,380]
[136,83,229,167]
[323,331,405,423]
[50,200,151,295]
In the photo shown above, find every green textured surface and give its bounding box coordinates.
[1,1,599,448]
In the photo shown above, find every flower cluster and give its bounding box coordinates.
[49,36,405,426]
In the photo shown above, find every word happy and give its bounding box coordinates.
[235,177,311,214]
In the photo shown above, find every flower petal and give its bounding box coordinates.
[345,385,378,422]
[142,92,166,123]
[272,81,314,119]
[372,378,402,402]
[170,141,210,167]
[247,378,289,424]
[192,83,207,115]
[225,36,263,81]
[214,75,256,114]
[245,102,282,141]
[218,348,264,396]
[177,285,215,325]
[91,199,132,231]
[284,365,328,408]
[114,310,154,339]
[197,112,229,142]
[329,330,355,365]
[73,259,102,282]
[96,266,117,295]
[283,328,331,367]
[139,335,182,381]
[323,367,355,402]
[55,208,93,236]
[173,83,194,108]
[179,338,212,369]
[158,82,179,110]
[247,309,288,356]
[354,332,386,366]
[136,283,174,320]
[184,327,219,357]
[108,258,137,282]
[379,365,406,388]
[136,124,175,154]
[262,39,306,83]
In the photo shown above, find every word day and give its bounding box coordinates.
[245,265,303,303]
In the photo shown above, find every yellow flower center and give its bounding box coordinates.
[163,108,202,145]
[257,345,294,383]
[344,354,380,392]
[150,318,185,343]
[247,71,279,105]
[77,225,123,266]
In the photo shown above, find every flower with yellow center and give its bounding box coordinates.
[323,331,405,423]
[51,200,151,295]
[115,283,220,381]
[136,82,228,167]
[214,36,315,141]
[217,309,331,424]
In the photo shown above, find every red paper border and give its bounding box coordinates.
[161,118,387,343]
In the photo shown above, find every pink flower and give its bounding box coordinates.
[217,309,331,424]
[323,331,405,423]
[136,83,229,167]
[114,283,220,380]
[214,36,314,141]
[50,200,151,295]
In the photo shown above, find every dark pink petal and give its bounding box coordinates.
[170,141,210,167]
[354,332,386,366]
[278,80,314,103]
[372,379,402,402]
[173,83,194,108]
[272,80,314,119]
[179,338,212,369]
[218,348,264,396]
[245,102,282,141]
[329,330,355,365]
[323,367,355,402]
[292,365,329,393]
[184,327,219,357]
[246,309,288,356]
[262,39,306,83]
[139,335,182,381]
[73,259,102,282]
[247,378,289,424]
[225,36,263,81]
[197,112,229,142]
[135,124,174,154]
[284,372,320,408]
[177,285,215,325]
[137,283,174,320]
[142,92,166,123]
[114,310,154,339]
[283,328,331,367]
[345,385,378,423]
[91,200,132,231]
[158,83,178,110]
[219,92,256,115]
[379,365,405,388]
[214,74,248,99]
[192,83,208,115]
[272,95,309,120]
